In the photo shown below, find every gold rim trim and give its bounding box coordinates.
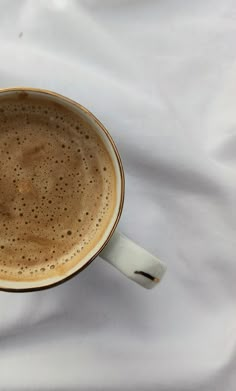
[0,87,125,292]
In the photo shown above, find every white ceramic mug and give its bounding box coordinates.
[0,87,166,291]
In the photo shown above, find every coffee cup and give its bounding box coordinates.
[0,87,166,291]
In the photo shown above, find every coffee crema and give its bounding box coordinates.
[0,93,116,281]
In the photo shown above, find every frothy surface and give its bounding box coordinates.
[0,93,116,282]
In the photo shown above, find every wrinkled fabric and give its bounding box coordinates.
[0,0,236,390]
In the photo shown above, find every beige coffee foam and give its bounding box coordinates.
[0,93,116,282]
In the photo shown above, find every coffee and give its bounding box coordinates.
[0,93,116,281]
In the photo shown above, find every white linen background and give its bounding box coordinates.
[0,0,235,390]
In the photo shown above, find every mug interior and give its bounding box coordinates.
[0,87,124,291]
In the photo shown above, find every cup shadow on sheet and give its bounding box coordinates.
[47,257,150,334]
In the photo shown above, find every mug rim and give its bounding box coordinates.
[0,86,125,292]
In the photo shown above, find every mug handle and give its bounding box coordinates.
[100,231,166,289]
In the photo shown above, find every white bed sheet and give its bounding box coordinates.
[0,0,235,390]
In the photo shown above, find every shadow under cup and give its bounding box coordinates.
[0,87,124,292]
